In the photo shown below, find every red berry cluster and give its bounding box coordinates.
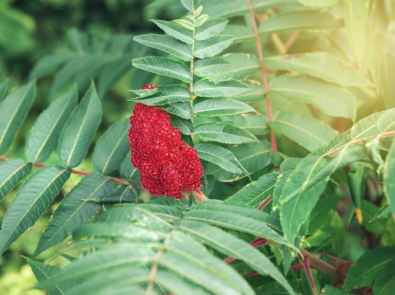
[129,85,203,198]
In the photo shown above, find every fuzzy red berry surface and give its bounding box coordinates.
[129,101,203,198]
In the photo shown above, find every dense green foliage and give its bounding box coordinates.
[1,0,395,294]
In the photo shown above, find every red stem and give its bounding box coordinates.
[257,195,273,210]
[247,0,277,153]
[0,157,129,185]
[284,30,299,51]
[303,256,318,295]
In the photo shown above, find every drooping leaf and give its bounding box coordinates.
[171,116,193,135]
[92,119,130,175]
[0,78,8,100]
[269,112,338,152]
[34,173,114,256]
[194,123,258,144]
[133,85,191,106]
[259,11,343,34]
[193,99,256,117]
[0,159,32,203]
[132,57,192,83]
[194,35,234,59]
[0,80,36,155]
[134,34,192,61]
[343,247,395,291]
[195,19,228,40]
[265,52,372,87]
[193,57,229,77]
[151,19,193,44]
[25,86,78,163]
[193,79,249,97]
[0,166,70,255]
[58,82,102,168]
[269,75,357,118]
[384,140,395,216]
[120,155,141,185]
[166,102,192,119]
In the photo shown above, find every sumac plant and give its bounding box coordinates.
[0,0,395,294]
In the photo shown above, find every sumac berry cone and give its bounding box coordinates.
[129,89,203,198]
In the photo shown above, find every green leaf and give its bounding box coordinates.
[151,19,193,44]
[298,0,339,6]
[166,102,192,119]
[58,82,102,168]
[193,79,249,97]
[34,173,114,256]
[323,285,351,295]
[226,173,278,207]
[173,19,195,31]
[129,87,158,98]
[0,78,8,100]
[194,57,229,78]
[0,80,36,155]
[384,140,395,216]
[193,99,256,116]
[25,86,78,163]
[134,85,191,105]
[222,25,254,43]
[195,143,244,174]
[0,159,32,203]
[343,247,395,291]
[195,19,228,40]
[98,57,132,97]
[373,259,395,295]
[67,28,88,55]
[194,35,234,59]
[208,54,260,82]
[23,256,64,295]
[91,185,137,204]
[269,75,357,118]
[370,205,390,223]
[134,34,192,61]
[269,112,338,152]
[195,14,210,27]
[265,52,372,87]
[194,123,258,144]
[181,0,200,12]
[120,155,141,185]
[132,57,192,83]
[180,220,296,295]
[29,52,78,80]
[0,166,70,255]
[210,115,269,135]
[361,200,386,234]
[230,81,265,102]
[259,11,343,34]
[378,108,395,132]
[92,119,130,175]
[171,117,193,135]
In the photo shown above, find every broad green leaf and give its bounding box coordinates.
[194,35,234,59]
[361,200,386,234]
[34,173,114,256]
[23,256,64,295]
[193,79,249,97]
[29,52,78,80]
[98,57,132,97]
[67,28,88,55]
[378,108,395,132]
[209,115,268,135]
[195,14,209,27]
[134,34,192,61]
[120,155,141,185]
[132,57,192,83]
[323,285,351,295]
[0,80,36,155]
[92,119,130,175]
[259,281,302,295]
[269,112,338,152]
[265,52,372,87]
[25,86,78,163]
[384,140,395,216]
[58,82,102,168]
[0,78,8,100]
[193,99,256,116]
[194,123,258,144]
[0,159,32,203]
[222,25,254,43]
[133,85,191,106]
[226,173,278,207]
[231,81,265,102]
[195,143,244,174]
[0,166,70,255]
[181,0,200,12]
[129,87,158,98]
[343,247,395,291]
[208,54,260,82]
[151,19,193,44]
[91,185,137,204]
[269,75,357,118]
[370,204,390,223]
[166,102,192,119]
[195,19,228,40]
[180,220,296,295]
[298,0,339,6]
[373,259,395,295]
[259,11,343,34]
[171,117,193,135]
[194,57,229,77]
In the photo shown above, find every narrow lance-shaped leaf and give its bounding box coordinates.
[91,185,137,204]
[166,102,192,119]
[132,85,190,106]
[0,80,36,155]
[132,57,192,83]
[29,52,78,80]
[151,19,193,44]
[193,79,249,97]
[193,99,256,117]
[34,173,114,256]
[181,0,200,12]
[195,19,228,40]
[0,78,8,100]
[171,117,193,135]
[193,57,229,78]
[0,166,71,255]
[58,82,102,168]
[25,86,78,163]
[384,140,395,216]
[194,35,234,59]
[120,155,141,185]
[92,119,130,175]
[0,159,32,203]
[194,123,258,144]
